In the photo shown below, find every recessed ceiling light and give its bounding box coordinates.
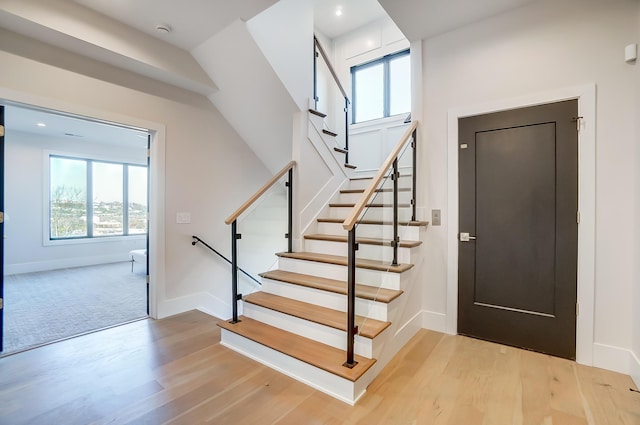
[335,7,343,16]
[156,23,172,34]
[36,122,46,127]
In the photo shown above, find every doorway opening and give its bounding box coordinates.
[1,103,152,355]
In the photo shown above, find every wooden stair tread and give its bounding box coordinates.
[308,109,327,118]
[260,269,404,303]
[322,129,338,137]
[244,292,390,339]
[218,317,376,382]
[329,202,411,208]
[317,217,429,227]
[334,147,348,154]
[341,188,411,194]
[344,164,357,169]
[275,251,413,273]
[349,173,412,181]
[304,233,422,248]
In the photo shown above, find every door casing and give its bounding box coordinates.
[446,84,596,366]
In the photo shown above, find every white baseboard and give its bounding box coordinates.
[5,253,131,275]
[593,342,633,375]
[631,350,640,389]
[421,310,447,333]
[158,292,229,320]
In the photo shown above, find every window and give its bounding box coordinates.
[50,155,147,239]
[351,50,411,124]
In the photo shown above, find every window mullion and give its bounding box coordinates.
[87,160,94,238]
[384,59,390,118]
[123,165,129,236]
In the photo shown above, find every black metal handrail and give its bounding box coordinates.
[191,236,261,287]
[225,161,295,323]
[342,122,419,368]
[313,35,351,164]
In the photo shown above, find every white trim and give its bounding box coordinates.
[421,309,447,333]
[631,350,640,389]
[0,88,166,320]
[592,343,632,375]
[446,84,596,365]
[4,253,131,275]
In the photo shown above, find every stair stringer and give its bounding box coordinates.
[297,113,351,238]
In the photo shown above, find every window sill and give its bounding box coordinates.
[43,234,146,247]
[350,114,411,133]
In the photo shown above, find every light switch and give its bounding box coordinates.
[176,212,191,224]
[432,209,441,226]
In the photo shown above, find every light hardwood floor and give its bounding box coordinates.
[0,310,638,424]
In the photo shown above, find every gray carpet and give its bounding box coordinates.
[2,262,147,354]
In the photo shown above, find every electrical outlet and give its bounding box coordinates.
[432,209,441,226]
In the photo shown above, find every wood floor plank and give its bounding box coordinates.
[275,251,414,273]
[259,269,403,303]
[1,310,638,425]
[244,292,391,338]
[218,317,376,381]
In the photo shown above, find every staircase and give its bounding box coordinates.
[218,149,427,403]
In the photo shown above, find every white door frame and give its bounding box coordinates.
[0,87,166,320]
[446,84,596,365]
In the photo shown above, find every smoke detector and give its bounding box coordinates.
[155,24,172,34]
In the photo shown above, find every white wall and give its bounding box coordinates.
[419,0,640,374]
[4,130,146,274]
[332,17,410,172]
[248,0,314,112]
[0,31,272,320]
[632,3,640,388]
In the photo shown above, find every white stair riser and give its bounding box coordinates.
[261,277,391,321]
[348,176,413,191]
[242,302,377,358]
[316,222,422,241]
[339,191,412,204]
[221,328,372,405]
[304,239,414,264]
[328,207,413,222]
[276,256,403,290]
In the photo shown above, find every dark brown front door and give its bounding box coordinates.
[458,100,578,359]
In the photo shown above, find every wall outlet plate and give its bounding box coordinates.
[176,212,191,224]
[432,209,441,226]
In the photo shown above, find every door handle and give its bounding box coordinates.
[459,232,476,242]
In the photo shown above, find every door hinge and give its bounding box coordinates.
[572,116,583,132]
[0,124,4,137]
[147,148,151,158]
[577,211,581,224]
[0,298,3,309]
[146,275,150,284]
[0,211,3,224]
[576,302,579,317]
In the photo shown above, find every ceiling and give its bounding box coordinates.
[69,0,538,50]
[72,0,279,51]
[4,105,149,149]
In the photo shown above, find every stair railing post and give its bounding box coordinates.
[344,97,350,164]
[392,158,399,266]
[230,220,240,324]
[313,39,319,110]
[286,168,293,253]
[344,228,358,368]
[411,129,417,222]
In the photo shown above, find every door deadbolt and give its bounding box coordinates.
[459,232,476,242]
